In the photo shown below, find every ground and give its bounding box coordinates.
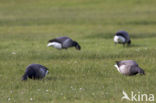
[0,0,156,103]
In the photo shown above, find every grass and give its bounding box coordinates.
[0,0,156,103]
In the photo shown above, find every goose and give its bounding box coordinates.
[22,64,48,80]
[114,60,145,76]
[114,31,131,46]
[47,36,81,50]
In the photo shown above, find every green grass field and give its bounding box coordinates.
[0,0,156,103]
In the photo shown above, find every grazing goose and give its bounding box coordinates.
[114,60,145,76]
[114,31,131,46]
[22,64,48,80]
[47,36,81,50]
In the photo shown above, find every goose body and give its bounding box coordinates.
[114,60,145,76]
[114,31,131,46]
[22,64,48,80]
[47,36,81,50]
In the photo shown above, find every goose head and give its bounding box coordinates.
[73,41,81,50]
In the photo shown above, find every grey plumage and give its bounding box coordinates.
[114,60,145,76]
[22,64,48,80]
[48,36,81,50]
[114,31,131,46]
[116,60,138,66]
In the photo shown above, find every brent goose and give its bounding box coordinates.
[114,31,131,46]
[47,36,81,50]
[22,64,48,80]
[114,60,145,76]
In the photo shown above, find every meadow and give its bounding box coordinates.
[0,0,156,103]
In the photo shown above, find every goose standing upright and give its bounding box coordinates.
[114,31,131,46]
[114,60,145,76]
[47,36,81,50]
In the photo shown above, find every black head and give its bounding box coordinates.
[115,61,120,66]
[138,68,145,75]
[40,66,49,76]
[72,41,81,50]
[22,73,28,81]
[127,40,131,45]
[43,67,49,73]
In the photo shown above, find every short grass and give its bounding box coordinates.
[0,0,156,103]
